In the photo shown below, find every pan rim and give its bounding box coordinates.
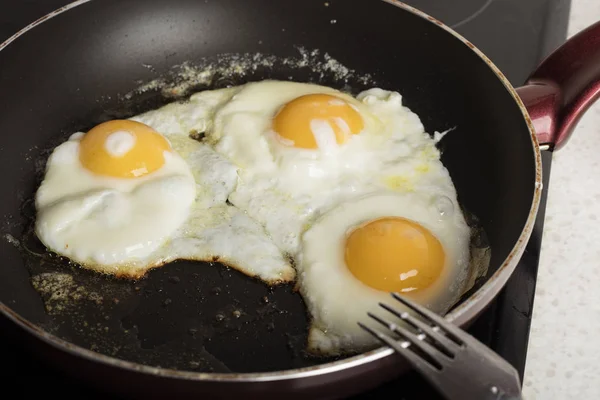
[0,0,543,383]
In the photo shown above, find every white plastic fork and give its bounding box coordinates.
[359,293,523,400]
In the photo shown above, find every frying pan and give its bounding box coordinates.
[0,0,598,398]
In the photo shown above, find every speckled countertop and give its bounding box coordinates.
[522,1,600,399]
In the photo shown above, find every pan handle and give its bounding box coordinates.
[516,21,600,151]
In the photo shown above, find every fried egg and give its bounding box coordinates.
[202,81,448,254]
[35,120,197,270]
[297,192,471,355]
[36,100,294,283]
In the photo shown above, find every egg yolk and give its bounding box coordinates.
[79,120,171,178]
[344,217,445,293]
[273,93,364,149]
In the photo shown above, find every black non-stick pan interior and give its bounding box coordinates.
[0,0,536,373]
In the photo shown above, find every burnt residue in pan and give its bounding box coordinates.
[9,49,490,373]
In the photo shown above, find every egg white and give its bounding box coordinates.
[297,192,471,356]
[35,89,295,283]
[35,78,475,350]
[202,81,453,255]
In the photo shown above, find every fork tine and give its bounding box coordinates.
[366,312,449,370]
[391,293,464,344]
[378,302,460,357]
[358,322,442,374]
[362,295,524,400]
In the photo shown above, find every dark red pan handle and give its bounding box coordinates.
[516,21,600,151]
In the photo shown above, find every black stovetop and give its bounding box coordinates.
[0,0,569,398]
